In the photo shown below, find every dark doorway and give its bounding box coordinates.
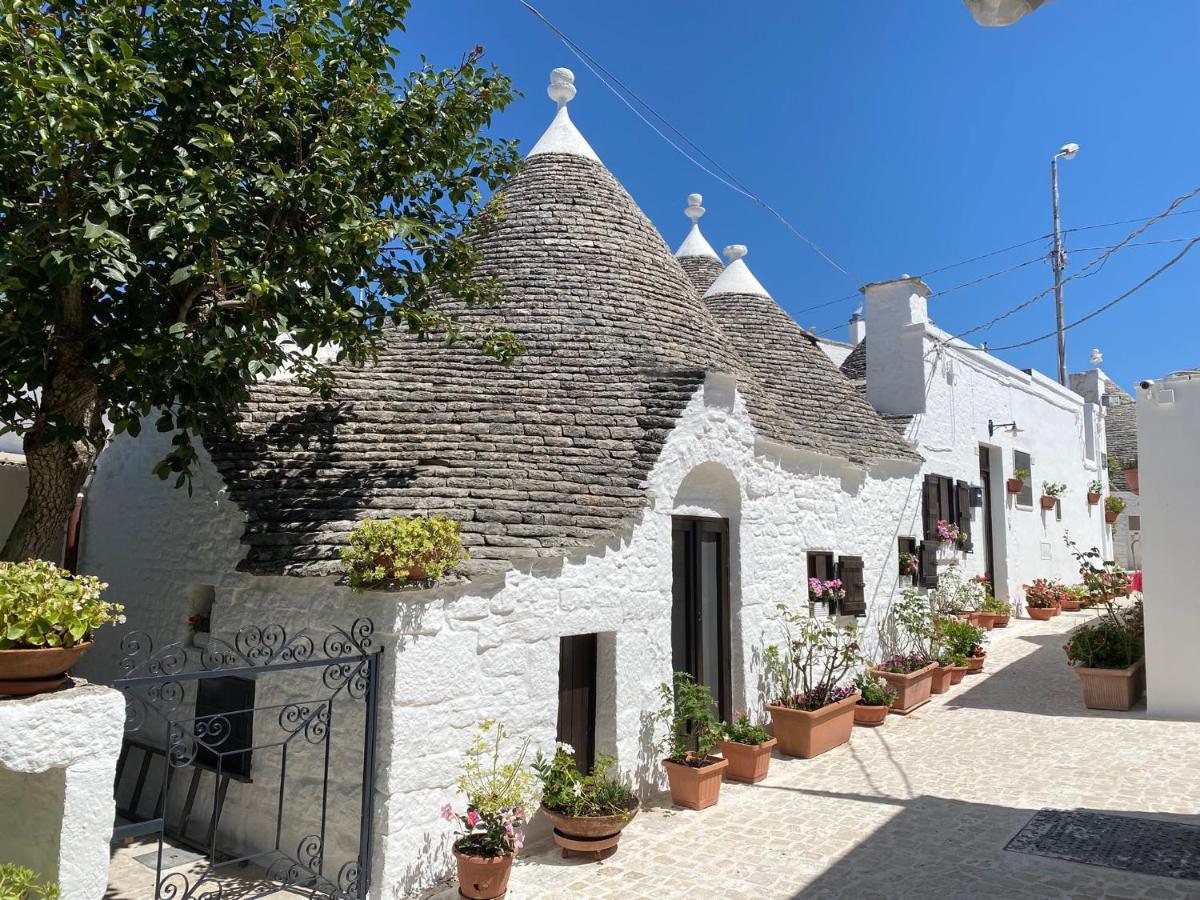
[979,446,997,587]
[557,633,598,774]
[671,517,732,719]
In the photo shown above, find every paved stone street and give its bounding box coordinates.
[420,610,1200,899]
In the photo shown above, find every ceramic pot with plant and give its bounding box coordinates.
[1119,457,1139,495]
[533,745,638,860]
[935,520,963,553]
[851,672,896,724]
[1023,578,1065,620]
[764,605,862,758]
[941,652,970,685]
[654,672,728,809]
[1040,481,1066,511]
[341,514,469,589]
[1104,495,1125,525]
[0,560,125,696]
[979,592,1010,627]
[871,654,938,714]
[443,721,536,900]
[1064,596,1145,711]
[714,711,776,784]
[1086,478,1103,506]
[928,654,956,694]
[939,618,986,679]
[898,552,919,585]
[1007,468,1029,495]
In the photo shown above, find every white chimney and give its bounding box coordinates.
[848,312,866,346]
[861,275,932,417]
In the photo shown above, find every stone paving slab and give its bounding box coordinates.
[416,610,1200,899]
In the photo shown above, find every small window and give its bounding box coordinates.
[807,551,835,613]
[898,537,919,587]
[1128,515,1142,532]
[1083,405,1097,462]
[1014,451,1033,507]
[1056,498,1062,521]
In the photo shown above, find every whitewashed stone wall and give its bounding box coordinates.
[77,374,920,897]
[864,278,1111,605]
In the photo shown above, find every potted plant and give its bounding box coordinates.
[1119,456,1139,495]
[1064,600,1145,710]
[763,605,861,759]
[0,560,124,697]
[1087,478,1103,506]
[898,551,919,584]
[341,514,468,589]
[939,618,987,677]
[1007,468,1029,495]
[533,745,638,860]
[941,651,970,685]
[871,653,938,713]
[1104,495,1125,524]
[187,612,211,648]
[653,672,728,809]
[808,576,846,615]
[851,672,896,726]
[715,711,777,784]
[0,864,59,899]
[442,721,536,900]
[935,520,964,552]
[979,593,1011,627]
[1023,578,1064,620]
[1040,481,1066,510]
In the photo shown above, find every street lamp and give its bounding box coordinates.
[1051,142,1079,386]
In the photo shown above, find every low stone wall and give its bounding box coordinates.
[0,680,125,900]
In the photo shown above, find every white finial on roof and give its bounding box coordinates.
[529,67,600,162]
[1090,348,1103,367]
[674,193,719,260]
[704,243,770,298]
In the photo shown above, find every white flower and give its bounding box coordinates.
[555,742,575,755]
[571,782,583,797]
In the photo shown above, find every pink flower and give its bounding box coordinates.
[440,803,455,822]
[513,832,525,851]
[466,810,481,828]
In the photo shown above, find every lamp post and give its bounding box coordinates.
[1051,142,1079,386]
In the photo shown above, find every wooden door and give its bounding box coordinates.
[556,633,597,774]
[671,517,732,719]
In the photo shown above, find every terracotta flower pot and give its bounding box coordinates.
[0,642,93,696]
[946,664,968,685]
[1051,603,1062,617]
[541,803,638,860]
[1105,510,1119,524]
[662,755,728,810]
[1059,599,1081,612]
[766,693,860,759]
[853,703,889,726]
[966,652,986,674]
[1006,478,1023,495]
[974,612,997,631]
[1087,492,1102,505]
[1040,495,1058,510]
[715,738,777,784]
[1122,467,1139,495]
[929,665,955,694]
[1026,606,1055,621]
[872,663,938,715]
[993,614,1010,628]
[454,845,515,900]
[1073,659,1145,711]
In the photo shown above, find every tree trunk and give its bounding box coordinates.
[1,359,106,564]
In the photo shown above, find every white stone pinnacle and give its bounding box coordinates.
[528,67,601,162]
[724,244,748,261]
[685,193,705,223]
[704,243,770,298]
[674,193,719,260]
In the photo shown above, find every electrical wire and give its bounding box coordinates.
[517,0,860,282]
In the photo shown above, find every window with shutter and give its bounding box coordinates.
[898,536,919,586]
[807,551,835,613]
[919,541,939,588]
[836,556,866,616]
[956,480,973,552]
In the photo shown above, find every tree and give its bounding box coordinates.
[0,0,521,561]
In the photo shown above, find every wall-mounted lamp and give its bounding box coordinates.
[988,419,1018,437]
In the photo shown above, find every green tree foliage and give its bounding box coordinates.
[0,0,520,560]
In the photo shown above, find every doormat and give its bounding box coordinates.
[1006,809,1200,881]
[133,846,206,870]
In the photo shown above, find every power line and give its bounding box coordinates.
[517,0,860,282]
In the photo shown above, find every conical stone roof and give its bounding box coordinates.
[704,250,921,465]
[674,194,723,295]
[206,73,809,578]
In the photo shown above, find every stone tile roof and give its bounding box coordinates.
[1103,381,1138,491]
[702,290,921,465]
[840,338,867,380]
[677,255,723,296]
[206,153,818,578]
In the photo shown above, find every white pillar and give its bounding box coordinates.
[861,276,932,416]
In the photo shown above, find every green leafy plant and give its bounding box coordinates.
[898,551,919,578]
[1042,481,1067,498]
[531,746,637,819]
[441,721,537,858]
[1105,496,1127,514]
[653,672,721,766]
[1088,478,1103,494]
[764,605,862,711]
[0,864,59,900]
[1013,469,1030,481]
[879,587,937,659]
[0,560,124,649]
[341,515,467,589]
[1023,578,1069,609]
[852,671,898,707]
[0,0,522,562]
[979,593,1011,615]
[938,618,986,661]
[718,711,772,747]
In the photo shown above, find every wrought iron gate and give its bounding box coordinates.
[111,619,381,899]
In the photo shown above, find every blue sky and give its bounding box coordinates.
[403,1,1198,391]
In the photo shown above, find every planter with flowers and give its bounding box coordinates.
[0,560,125,696]
[442,721,536,900]
[872,654,938,714]
[533,745,638,860]
[1007,468,1029,496]
[715,711,777,784]
[979,592,1011,629]
[1104,495,1125,525]
[851,672,896,725]
[763,606,861,759]
[898,551,919,585]
[654,672,728,809]
[1087,478,1103,506]
[1023,579,1066,620]
[808,577,846,615]
[939,651,970,686]
[939,618,986,678]
[935,520,966,557]
[341,514,468,589]
[187,612,211,648]
[1040,481,1066,511]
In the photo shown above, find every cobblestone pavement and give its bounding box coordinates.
[420,610,1200,899]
